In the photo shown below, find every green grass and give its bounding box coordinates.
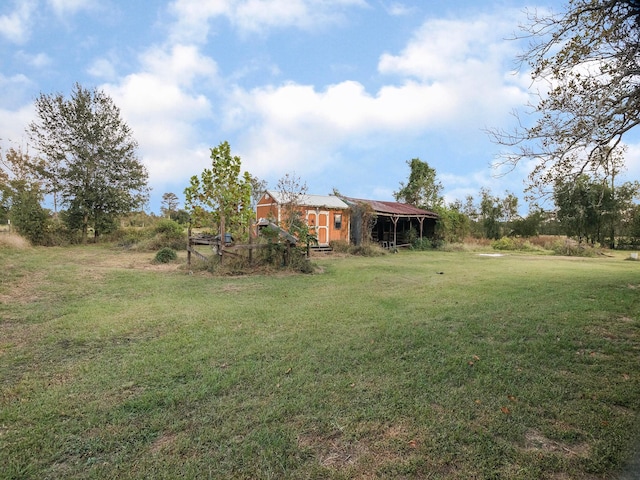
[1,245,639,479]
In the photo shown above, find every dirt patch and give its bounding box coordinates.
[0,269,47,307]
[297,423,418,475]
[150,432,178,454]
[524,429,590,458]
[298,431,365,468]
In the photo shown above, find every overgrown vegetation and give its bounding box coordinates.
[1,246,638,479]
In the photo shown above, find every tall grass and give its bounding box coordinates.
[1,246,639,479]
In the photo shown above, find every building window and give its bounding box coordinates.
[334,213,342,229]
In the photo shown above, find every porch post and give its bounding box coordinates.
[392,215,399,247]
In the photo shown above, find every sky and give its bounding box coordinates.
[1,0,639,215]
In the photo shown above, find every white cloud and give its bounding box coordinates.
[0,104,34,147]
[384,2,415,16]
[0,0,36,44]
[16,51,53,68]
[139,44,219,87]
[87,57,117,80]
[623,142,640,181]
[47,0,97,16]
[219,10,534,182]
[101,44,219,186]
[378,12,531,123]
[0,73,34,110]
[168,0,367,42]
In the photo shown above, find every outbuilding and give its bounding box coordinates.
[256,191,350,247]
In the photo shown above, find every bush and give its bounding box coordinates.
[154,219,184,238]
[492,237,544,252]
[492,237,518,251]
[110,227,152,248]
[329,240,350,253]
[550,238,598,257]
[411,238,436,251]
[154,247,178,263]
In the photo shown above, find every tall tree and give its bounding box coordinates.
[490,1,640,194]
[479,189,504,240]
[554,173,639,245]
[28,83,149,241]
[161,192,179,218]
[394,158,443,209]
[184,141,253,241]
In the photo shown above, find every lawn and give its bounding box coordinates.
[1,244,639,479]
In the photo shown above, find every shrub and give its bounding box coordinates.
[110,227,152,248]
[411,238,436,251]
[329,240,350,253]
[154,219,184,238]
[492,237,517,251]
[154,247,178,263]
[550,238,598,257]
[348,244,386,256]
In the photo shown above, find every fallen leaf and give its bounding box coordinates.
[473,355,480,361]
[408,440,418,448]
[501,406,511,415]
[622,373,630,381]
[285,368,292,375]
[507,395,517,403]
[475,399,481,405]
[468,361,475,367]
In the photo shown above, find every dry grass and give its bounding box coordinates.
[0,232,31,250]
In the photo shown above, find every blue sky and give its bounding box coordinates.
[2,0,639,214]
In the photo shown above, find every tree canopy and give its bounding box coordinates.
[394,158,443,209]
[184,141,253,240]
[28,83,149,240]
[491,0,640,194]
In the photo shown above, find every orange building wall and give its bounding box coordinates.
[255,193,350,246]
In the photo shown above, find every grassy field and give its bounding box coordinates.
[1,243,639,479]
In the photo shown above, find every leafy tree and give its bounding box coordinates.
[28,83,149,241]
[0,146,50,243]
[627,205,640,244]
[394,158,443,209]
[161,192,180,218]
[510,210,543,238]
[184,141,253,242]
[555,173,638,246]
[171,209,191,224]
[479,189,502,240]
[9,182,48,244]
[490,1,640,193]
[434,202,470,243]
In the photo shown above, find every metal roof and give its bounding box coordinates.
[343,197,439,218]
[264,190,349,209]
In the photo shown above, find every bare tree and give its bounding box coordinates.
[489,1,640,196]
